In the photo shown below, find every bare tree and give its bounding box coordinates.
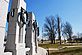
[44,16,56,44]
[62,22,73,43]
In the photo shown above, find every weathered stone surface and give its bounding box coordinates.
[0,0,10,55]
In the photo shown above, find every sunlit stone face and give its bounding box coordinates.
[0,0,8,20]
[5,0,9,2]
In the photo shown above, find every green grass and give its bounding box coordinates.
[50,47,82,55]
[39,44,59,48]
[39,43,82,55]
[38,44,73,48]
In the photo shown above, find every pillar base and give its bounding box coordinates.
[16,43,30,55]
[4,52,12,55]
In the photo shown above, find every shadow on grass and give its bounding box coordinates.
[50,47,82,55]
[38,44,73,48]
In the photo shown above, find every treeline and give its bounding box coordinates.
[43,15,73,44]
[71,33,82,43]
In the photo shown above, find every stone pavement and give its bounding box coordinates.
[63,46,82,48]
[35,47,48,55]
[46,48,59,51]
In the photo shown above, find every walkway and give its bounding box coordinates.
[35,47,48,55]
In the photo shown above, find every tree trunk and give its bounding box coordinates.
[51,39,53,44]
[57,17,61,45]
[54,37,55,44]
[51,36,53,44]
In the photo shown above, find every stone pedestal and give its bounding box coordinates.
[4,52,12,55]
[25,12,36,55]
[16,43,30,55]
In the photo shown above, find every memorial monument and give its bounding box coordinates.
[0,0,48,55]
[0,0,12,55]
[25,12,39,55]
[5,0,30,55]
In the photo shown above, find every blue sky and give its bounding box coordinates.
[7,0,82,39]
[26,0,82,36]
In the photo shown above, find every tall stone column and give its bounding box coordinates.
[0,0,9,55]
[5,7,19,55]
[25,12,36,55]
[5,0,30,55]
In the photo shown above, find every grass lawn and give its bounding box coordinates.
[38,43,73,48]
[39,44,59,48]
[50,47,82,55]
[39,43,82,55]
